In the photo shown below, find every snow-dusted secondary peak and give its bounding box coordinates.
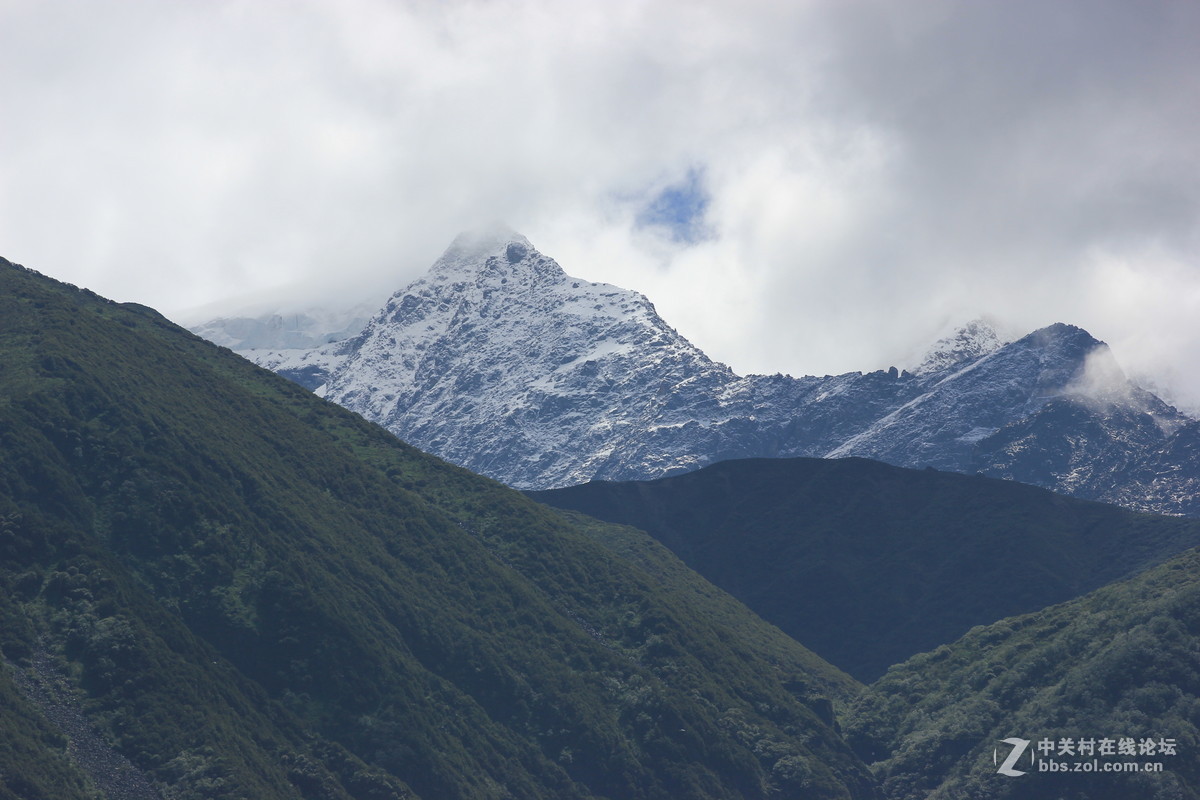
[189,304,376,351]
[911,317,1008,376]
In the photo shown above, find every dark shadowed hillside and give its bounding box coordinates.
[530,457,1200,681]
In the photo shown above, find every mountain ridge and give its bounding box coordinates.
[195,230,1200,515]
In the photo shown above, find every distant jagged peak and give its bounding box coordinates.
[189,302,378,351]
[910,316,1010,376]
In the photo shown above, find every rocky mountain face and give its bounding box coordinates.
[201,228,1200,514]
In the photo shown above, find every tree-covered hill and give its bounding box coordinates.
[0,257,877,800]
[530,457,1200,681]
[842,545,1200,799]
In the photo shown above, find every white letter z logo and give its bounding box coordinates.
[995,738,1031,776]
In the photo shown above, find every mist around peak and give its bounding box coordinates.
[441,223,531,262]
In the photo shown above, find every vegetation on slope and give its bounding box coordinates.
[842,546,1200,799]
[0,257,876,799]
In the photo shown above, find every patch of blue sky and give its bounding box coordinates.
[634,168,712,244]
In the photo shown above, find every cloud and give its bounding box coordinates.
[1,0,1198,405]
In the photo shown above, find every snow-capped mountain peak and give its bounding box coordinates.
[428,224,551,282]
[309,230,731,487]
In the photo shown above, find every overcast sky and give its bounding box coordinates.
[3,0,1199,406]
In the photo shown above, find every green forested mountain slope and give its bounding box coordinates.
[0,258,876,800]
[842,546,1200,799]
[530,457,1200,681]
